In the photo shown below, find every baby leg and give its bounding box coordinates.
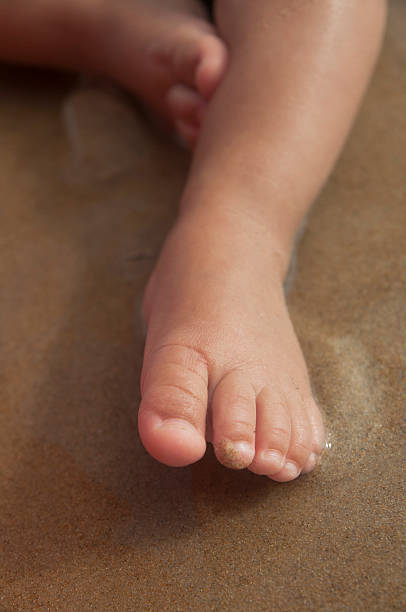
[138,0,387,479]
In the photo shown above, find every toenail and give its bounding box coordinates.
[302,452,318,474]
[284,461,300,480]
[261,450,284,471]
[155,417,199,435]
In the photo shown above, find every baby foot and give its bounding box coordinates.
[99,0,228,146]
[138,208,325,481]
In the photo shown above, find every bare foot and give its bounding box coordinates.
[139,207,325,481]
[98,0,228,146]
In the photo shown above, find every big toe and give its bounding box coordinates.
[166,26,228,100]
[194,33,228,98]
[138,342,209,467]
[166,28,227,145]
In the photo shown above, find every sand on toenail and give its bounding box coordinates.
[214,439,253,470]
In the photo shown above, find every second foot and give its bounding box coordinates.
[138,208,325,482]
[97,0,228,147]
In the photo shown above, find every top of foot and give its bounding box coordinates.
[138,208,325,482]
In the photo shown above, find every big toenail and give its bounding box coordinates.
[261,450,284,470]
[284,461,300,480]
[155,417,199,435]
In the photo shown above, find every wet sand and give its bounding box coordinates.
[1,1,405,610]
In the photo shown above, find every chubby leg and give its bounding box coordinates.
[138,0,387,479]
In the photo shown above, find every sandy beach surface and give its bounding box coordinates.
[1,1,405,610]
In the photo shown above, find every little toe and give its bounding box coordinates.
[249,388,291,476]
[138,343,209,467]
[169,29,228,99]
[307,396,326,456]
[302,397,325,473]
[211,372,256,469]
[302,451,319,474]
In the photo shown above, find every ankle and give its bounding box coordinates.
[180,179,296,270]
[41,0,108,74]
[66,0,111,73]
[176,198,292,283]
[45,0,119,75]
[0,0,103,72]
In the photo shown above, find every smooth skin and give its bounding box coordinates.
[0,0,387,480]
